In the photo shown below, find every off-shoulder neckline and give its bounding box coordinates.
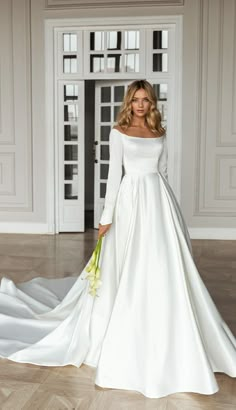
[112,128,164,140]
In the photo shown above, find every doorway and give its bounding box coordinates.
[45,17,182,233]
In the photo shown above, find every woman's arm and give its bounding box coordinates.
[158,135,168,181]
[99,128,123,225]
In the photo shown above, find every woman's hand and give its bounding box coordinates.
[98,223,112,239]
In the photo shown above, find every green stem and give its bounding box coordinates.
[98,236,103,262]
[94,237,102,276]
[95,236,102,266]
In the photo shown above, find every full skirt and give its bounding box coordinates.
[0,172,236,399]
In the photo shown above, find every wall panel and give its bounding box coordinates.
[197,0,236,216]
[0,0,32,211]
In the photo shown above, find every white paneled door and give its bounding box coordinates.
[93,80,168,229]
[58,81,85,232]
[94,80,131,228]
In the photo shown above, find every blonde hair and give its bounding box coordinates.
[116,80,166,136]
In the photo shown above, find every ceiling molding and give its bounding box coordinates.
[45,0,184,10]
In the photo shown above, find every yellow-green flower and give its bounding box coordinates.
[83,236,103,297]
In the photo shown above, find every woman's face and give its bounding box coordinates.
[131,88,151,118]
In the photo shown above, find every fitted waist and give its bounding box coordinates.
[124,170,158,176]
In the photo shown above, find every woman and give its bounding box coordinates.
[0,80,235,399]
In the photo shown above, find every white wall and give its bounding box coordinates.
[182,0,236,239]
[0,0,235,237]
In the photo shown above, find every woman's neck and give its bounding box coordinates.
[130,118,148,128]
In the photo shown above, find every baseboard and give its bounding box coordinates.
[0,223,54,234]
[0,223,235,239]
[189,228,236,240]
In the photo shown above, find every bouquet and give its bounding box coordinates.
[83,235,103,297]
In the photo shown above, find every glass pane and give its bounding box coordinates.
[124,53,139,72]
[114,86,125,102]
[100,182,106,198]
[101,87,111,103]
[107,54,121,73]
[90,55,104,73]
[71,58,77,73]
[64,104,78,121]
[124,31,140,50]
[64,85,78,101]
[63,56,77,74]
[153,30,168,49]
[65,184,78,200]
[101,126,110,141]
[100,164,109,179]
[90,32,105,51]
[64,145,78,161]
[107,31,121,50]
[153,83,168,101]
[63,34,70,52]
[101,145,109,160]
[63,33,77,52]
[158,102,167,122]
[153,53,168,72]
[70,34,77,52]
[114,105,120,122]
[64,124,78,141]
[101,106,111,122]
[65,164,78,180]
[63,57,70,73]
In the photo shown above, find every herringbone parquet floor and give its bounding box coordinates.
[0,231,235,410]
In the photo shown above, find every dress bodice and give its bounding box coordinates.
[121,132,165,175]
[99,128,168,225]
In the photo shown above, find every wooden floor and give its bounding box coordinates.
[0,231,235,409]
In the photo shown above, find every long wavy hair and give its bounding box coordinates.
[116,80,166,136]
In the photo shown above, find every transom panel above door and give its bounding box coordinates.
[56,26,172,79]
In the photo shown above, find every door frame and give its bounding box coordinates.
[45,15,183,234]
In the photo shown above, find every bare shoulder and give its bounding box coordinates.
[112,125,124,133]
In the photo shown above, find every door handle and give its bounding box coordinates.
[93,140,98,163]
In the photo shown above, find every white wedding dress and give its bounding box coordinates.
[0,128,236,399]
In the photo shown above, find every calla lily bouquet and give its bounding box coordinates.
[83,235,103,297]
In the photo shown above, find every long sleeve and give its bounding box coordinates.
[158,135,168,181]
[99,129,123,225]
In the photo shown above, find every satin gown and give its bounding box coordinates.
[0,128,236,399]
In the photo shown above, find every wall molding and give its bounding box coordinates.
[0,0,15,145]
[215,154,236,199]
[189,227,236,240]
[0,152,15,195]
[45,0,184,9]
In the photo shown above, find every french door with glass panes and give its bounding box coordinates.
[53,22,179,232]
[94,81,130,227]
[94,80,168,228]
[58,81,85,232]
